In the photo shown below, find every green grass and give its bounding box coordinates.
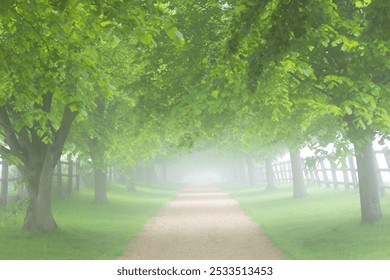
[0,184,178,260]
[227,184,390,260]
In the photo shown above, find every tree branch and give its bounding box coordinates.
[288,72,332,98]
[52,105,78,163]
[0,106,25,162]
[12,9,51,53]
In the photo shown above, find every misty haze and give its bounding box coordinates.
[1,0,390,262]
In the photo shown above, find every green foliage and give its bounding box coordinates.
[208,0,389,155]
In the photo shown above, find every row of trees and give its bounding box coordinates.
[0,1,189,231]
[0,0,389,232]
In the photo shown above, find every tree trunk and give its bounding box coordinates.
[246,156,256,186]
[354,141,382,224]
[1,158,9,209]
[146,164,157,185]
[105,166,112,184]
[265,157,276,190]
[22,155,57,232]
[290,150,307,198]
[126,170,136,192]
[90,138,108,204]
[160,163,167,182]
[237,160,248,184]
[56,161,63,200]
[94,167,107,204]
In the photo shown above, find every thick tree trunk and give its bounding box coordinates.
[354,141,382,224]
[22,156,57,232]
[290,150,307,198]
[265,157,276,190]
[1,97,77,232]
[94,167,107,204]
[90,138,108,204]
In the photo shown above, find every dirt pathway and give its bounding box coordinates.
[118,186,285,260]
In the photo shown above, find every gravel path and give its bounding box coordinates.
[118,186,285,260]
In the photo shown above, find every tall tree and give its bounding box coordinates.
[0,0,181,231]
[218,0,389,223]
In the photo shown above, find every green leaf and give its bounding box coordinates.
[64,24,72,34]
[100,21,111,27]
[211,90,219,98]
[355,1,363,8]
[140,33,153,45]
[344,106,352,115]
[302,68,313,77]
[69,104,78,112]
[111,35,121,48]
[174,30,184,40]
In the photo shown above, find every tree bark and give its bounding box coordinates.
[22,154,57,232]
[94,167,107,204]
[290,150,307,198]
[354,141,382,224]
[1,98,77,232]
[265,157,276,190]
[90,139,108,204]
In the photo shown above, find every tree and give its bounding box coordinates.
[217,0,389,223]
[0,0,182,231]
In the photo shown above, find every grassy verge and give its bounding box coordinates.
[0,184,178,260]
[227,185,390,260]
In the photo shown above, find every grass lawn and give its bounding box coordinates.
[227,184,390,260]
[0,184,178,260]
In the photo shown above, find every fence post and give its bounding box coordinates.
[348,156,359,190]
[330,165,338,190]
[313,164,322,187]
[374,151,385,195]
[75,159,80,191]
[67,160,73,195]
[384,148,390,171]
[320,161,330,188]
[342,167,350,191]
[265,158,276,189]
[1,159,9,209]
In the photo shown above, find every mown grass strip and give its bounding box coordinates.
[228,185,390,260]
[0,184,178,260]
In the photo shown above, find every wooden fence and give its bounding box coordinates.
[0,159,81,209]
[270,149,390,190]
